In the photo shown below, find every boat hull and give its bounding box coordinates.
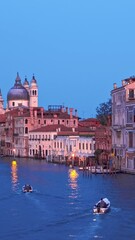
[93,198,110,214]
[22,185,33,193]
[93,206,110,214]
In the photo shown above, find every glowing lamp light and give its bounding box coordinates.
[12,160,17,166]
[69,169,78,180]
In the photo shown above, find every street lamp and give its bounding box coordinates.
[72,153,75,167]
[13,148,15,159]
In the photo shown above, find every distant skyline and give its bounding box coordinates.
[0,0,135,118]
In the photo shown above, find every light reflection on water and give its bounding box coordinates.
[11,160,19,191]
[68,169,79,202]
[1,159,135,240]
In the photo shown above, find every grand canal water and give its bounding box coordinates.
[0,157,135,240]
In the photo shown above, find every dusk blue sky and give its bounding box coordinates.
[0,0,135,118]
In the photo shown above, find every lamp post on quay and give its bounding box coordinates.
[13,148,15,159]
[72,153,75,167]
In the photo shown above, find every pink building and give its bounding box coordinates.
[0,73,97,160]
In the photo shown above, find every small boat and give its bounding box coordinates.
[22,184,33,193]
[93,198,110,214]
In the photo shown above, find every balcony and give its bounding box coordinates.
[128,96,135,100]
[13,133,19,136]
[112,125,124,130]
[126,123,133,128]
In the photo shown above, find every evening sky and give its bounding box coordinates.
[0,0,135,118]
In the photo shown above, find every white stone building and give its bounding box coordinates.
[111,77,135,173]
[28,124,95,161]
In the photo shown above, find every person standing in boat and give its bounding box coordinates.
[99,198,107,208]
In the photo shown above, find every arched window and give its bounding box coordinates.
[25,119,28,124]
[25,127,28,134]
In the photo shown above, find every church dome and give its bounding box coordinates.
[7,73,29,101]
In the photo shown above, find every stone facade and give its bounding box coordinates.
[95,117,112,164]
[29,124,95,161]
[111,76,135,172]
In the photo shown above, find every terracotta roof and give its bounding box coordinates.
[79,118,100,127]
[57,131,79,136]
[11,108,78,119]
[43,111,78,119]
[29,124,74,133]
[79,118,98,122]
[29,124,95,137]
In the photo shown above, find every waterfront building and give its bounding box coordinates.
[0,73,79,157]
[8,106,78,157]
[79,118,100,129]
[1,72,38,156]
[95,116,112,164]
[29,124,95,162]
[111,76,135,173]
[0,114,6,155]
[0,89,5,114]
[0,73,98,160]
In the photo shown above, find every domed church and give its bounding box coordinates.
[6,72,38,109]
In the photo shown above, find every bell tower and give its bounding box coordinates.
[29,75,38,107]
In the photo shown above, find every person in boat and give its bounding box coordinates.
[99,198,107,208]
[97,198,107,208]
[24,184,32,191]
[28,184,32,190]
[96,198,107,213]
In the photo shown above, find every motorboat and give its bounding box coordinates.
[22,184,33,193]
[93,197,110,214]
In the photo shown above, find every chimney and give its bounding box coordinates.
[66,107,68,114]
[75,109,78,117]
[41,108,44,119]
[113,83,117,89]
[34,110,37,118]
[61,107,65,113]
[122,80,126,86]
[69,108,73,118]
[30,108,33,118]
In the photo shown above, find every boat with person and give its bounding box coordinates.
[93,197,110,214]
[22,184,33,193]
